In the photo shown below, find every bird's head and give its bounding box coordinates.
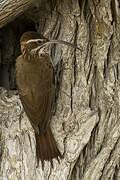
[20,31,82,59]
[20,31,48,55]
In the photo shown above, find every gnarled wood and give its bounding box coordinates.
[0,0,38,28]
[1,0,120,179]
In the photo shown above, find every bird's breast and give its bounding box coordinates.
[16,55,54,95]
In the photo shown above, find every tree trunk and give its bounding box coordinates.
[0,0,38,28]
[1,0,120,179]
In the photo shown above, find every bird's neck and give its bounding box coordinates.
[22,48,49,63]
[22,47,36,62]
[22,49,30,61]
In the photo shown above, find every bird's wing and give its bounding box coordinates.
[16,55,55,133]
[19,86,55,133]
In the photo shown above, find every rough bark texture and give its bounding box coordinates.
[0,0,39,28]
[0,0,120,179]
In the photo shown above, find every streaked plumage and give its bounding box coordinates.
[16,31,62,168]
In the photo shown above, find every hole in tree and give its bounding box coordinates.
[0,16,36,90]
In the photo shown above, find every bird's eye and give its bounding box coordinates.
[37,40,42,43]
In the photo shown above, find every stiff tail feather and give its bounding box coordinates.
[35,126,62,168]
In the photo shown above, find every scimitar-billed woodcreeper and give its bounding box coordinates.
[16,31,81,168]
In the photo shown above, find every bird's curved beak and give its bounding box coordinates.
[39,39,82,51]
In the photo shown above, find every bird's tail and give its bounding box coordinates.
[35,126,62,168]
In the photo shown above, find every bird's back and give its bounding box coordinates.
[16,54,55,128]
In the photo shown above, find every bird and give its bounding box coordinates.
[16,31,81,168]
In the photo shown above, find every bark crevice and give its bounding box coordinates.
[0,0,120,179]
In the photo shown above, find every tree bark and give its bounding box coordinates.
[1,0,120,179]
[0,0,38,28]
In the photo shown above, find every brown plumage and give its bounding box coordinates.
[16,31,62,168]
[16,31,81,168]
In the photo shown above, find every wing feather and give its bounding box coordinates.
[19,86,54,132]
[16,55,55,133]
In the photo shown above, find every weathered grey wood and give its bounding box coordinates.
[0,0,39,28]
[1,0,120,179]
